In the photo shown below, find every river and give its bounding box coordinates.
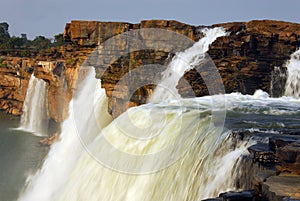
[0,111,48,201]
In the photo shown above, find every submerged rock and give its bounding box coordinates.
[39,132,60,146]
[202,190,258,201]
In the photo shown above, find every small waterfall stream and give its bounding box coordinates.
[18,68,112,201]
[284,48,300,97]
[150,27,227,102]
[19,74,48,136]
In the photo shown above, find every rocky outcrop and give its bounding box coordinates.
[64,20,199,117]
[2,19,299,120]
[64,20,197,47]
[0,45,94,128]
[202,190,258,201]
[64,20,300,118]
[203,132,300,201]
[215,20,298,94]
[255,137,300,201]
[180,20,300,97]
[0,57,33,115]
[240,133,300,201]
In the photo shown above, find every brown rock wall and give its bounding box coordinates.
[64,20,300,117]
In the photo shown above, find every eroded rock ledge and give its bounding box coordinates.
[203,132,300,201]
[0,45,94,124]
[63,19,300,118]
[1,19,299,119]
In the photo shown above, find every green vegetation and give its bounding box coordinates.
[0,22,67,57]
[0,22,10,44]
[0,58,7,67]
[66,58,77,66]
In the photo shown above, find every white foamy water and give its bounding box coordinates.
[56,101,251,201]
[285,48,300,98]
[19,84,300,201]
[18,68,112,201]
[224,90,300,115]
[19,74,48,136]
[150,27,227,102]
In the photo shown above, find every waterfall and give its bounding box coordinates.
[284,48,300,97]
[18,67,112,201]
[19,27,253,201]
[55,99,251,201]
[150,27,227,102]
[270,66,287,97]
[19,74,48,136]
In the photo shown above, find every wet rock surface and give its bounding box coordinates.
[248,143,278,164]
[202,190,258,201]
[236,132,300,201]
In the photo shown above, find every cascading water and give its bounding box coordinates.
[284,48,300,97]
[19,74,48,136]
[270,66,287,97]
[150,27,227,102]
[18,68,112,201]
[19,28,260,201]
[50,28,251,201]
[55,100,252,201]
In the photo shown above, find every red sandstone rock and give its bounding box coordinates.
[1,19,300,120]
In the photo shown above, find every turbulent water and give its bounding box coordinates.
[55,100,251,201]
[19,74,48,136]
[285,48,300,97]
[16,88,300,201]
[150,27,227,102]
[19,68,112,201]
[17,29,300,201]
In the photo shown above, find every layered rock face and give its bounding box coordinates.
[64,20,300,118]
[64,20,198,117]
[0,46,94,125]
[182,20,300,98]
[1,19,300,123]
[0,57,33,115]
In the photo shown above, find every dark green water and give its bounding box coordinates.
[0,111,48,201]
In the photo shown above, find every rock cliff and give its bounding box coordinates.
[2,19,299,120]
[184,20,300,98]
[64,19,300,118]
[0,45,94,126]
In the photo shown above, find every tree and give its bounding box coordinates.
[21,33,27,40]
[32,36,51,51]
[0,22,10,44]
[7,36,24,48]
[52,34,66,47]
